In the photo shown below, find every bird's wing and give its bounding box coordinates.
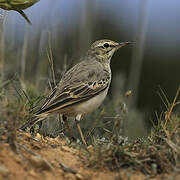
[36,60,111,115]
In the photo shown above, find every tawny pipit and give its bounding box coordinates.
[23,40,132,145]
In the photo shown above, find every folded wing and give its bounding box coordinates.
[36,60,111,115]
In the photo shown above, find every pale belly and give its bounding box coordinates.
[59,87,109,117]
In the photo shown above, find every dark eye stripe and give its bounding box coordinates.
[109,45,116,47]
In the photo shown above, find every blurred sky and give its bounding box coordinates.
[2,0,180,63]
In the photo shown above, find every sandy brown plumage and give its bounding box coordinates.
[37,59,111,116]
[21,39,133,145]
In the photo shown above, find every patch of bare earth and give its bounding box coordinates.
[0,132,179,180]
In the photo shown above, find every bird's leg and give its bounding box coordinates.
[61,114,75,140]
[75,114,87,146]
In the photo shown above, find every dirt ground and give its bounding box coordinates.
[0,132,179,180]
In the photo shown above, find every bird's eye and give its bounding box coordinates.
[103,43,110,48]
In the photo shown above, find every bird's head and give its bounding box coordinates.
[87,39,133,64]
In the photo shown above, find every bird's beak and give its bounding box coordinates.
[116,41,134,50]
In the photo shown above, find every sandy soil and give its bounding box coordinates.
[0,132,179,180]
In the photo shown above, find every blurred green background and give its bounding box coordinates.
[0,0,180,138]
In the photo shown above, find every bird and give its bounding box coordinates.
[0,0,39,24]
[21,39,133,145]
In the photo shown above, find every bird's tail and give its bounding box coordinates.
[19,114,48,131]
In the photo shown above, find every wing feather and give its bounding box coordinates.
[36,60,111,115]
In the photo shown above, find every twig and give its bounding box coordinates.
[48,79,53,91]
[164,138,180,153]
[18,143,38,156]
[164,86,180,127]
[56,159,78,174]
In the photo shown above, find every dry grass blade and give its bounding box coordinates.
[157,86,170,110]
[164,86,180,127]
[86,87,180,176]
[47,33,56,88]
[164,138,180,153]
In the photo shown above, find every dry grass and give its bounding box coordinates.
[86,86,180,176]
[0,77,43,143]
[0,66,179,178]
